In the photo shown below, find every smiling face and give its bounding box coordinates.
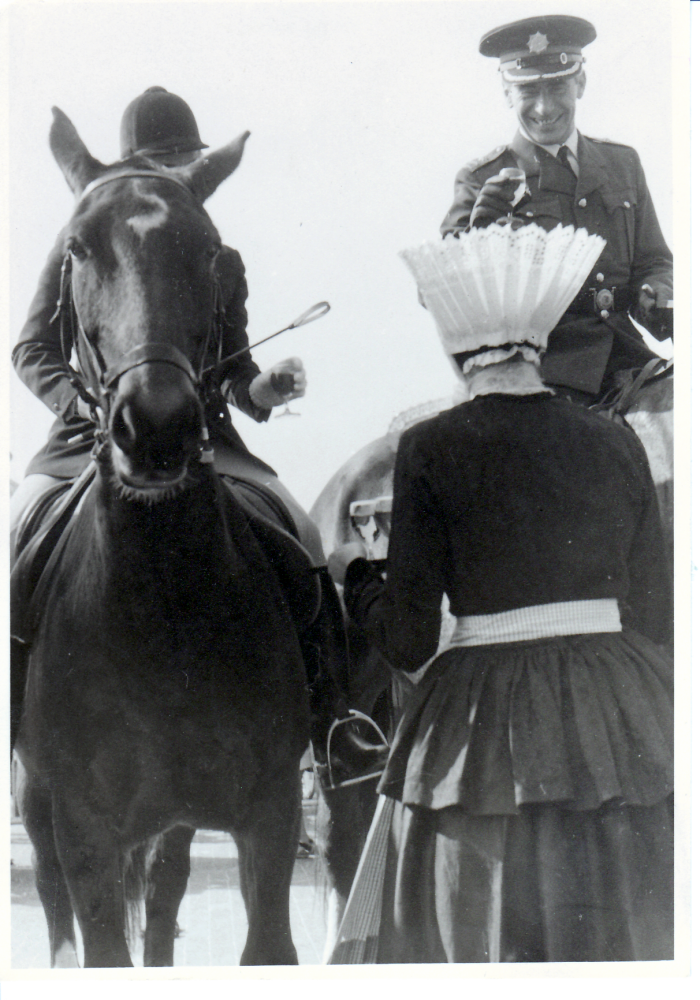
[503,71,586,146]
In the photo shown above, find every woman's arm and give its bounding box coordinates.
[342,429,450,672]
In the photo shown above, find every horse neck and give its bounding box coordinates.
[90,465,239,581]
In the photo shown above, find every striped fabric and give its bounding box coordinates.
[325,794,394,964]
[448,598,621,647]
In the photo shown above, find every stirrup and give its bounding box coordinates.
[322,709,391,791]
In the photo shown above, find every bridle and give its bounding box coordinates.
[54,168,229,464]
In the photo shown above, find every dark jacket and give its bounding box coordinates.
[440,132,673,397]
[345,393,672,671]
[13,236,273,478]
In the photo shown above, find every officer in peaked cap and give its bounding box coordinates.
[479,14,596,83]
[440,14,673,403]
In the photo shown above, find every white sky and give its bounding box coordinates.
[5,0,678,510]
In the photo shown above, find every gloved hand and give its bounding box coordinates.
[637,283,674,340]
[470,171,527,229]
[328,542,369,586]
[637,283,657,323]
[249,356,307,408]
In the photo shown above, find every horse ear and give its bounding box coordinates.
[182,131,251,202]
[50,107,105,196]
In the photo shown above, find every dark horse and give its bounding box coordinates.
[12,109,316,967]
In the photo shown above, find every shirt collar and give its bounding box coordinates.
[518,127,579,163]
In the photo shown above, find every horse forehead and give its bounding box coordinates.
[124,180,171,241]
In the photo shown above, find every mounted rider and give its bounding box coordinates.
[13,87,312,543]
[440,14,672,404]
[11,87,381,784]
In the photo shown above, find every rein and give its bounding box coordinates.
[54,167,226,462]
[55,167,329,465]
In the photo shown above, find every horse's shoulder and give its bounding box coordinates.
[625,373,673,414]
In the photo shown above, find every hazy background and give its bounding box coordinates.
[6,0,676,511]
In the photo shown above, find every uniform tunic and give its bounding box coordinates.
[13,235,274,479]
[440,132,673,398]
[343,393,673,962]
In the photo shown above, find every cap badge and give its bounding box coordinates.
[527,32,549,54]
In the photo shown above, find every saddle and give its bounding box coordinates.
[11,463,97,646]
[220,474,322,632]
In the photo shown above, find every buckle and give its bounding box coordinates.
[589,286,616,319]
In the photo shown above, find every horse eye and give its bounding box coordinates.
[67,238,88,262]
[206,245,221,261]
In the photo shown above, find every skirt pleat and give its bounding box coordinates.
[379,630,673,813]
[372,795,673,963]
[328,629,673,964]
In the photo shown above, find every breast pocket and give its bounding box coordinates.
[515,193,565,229]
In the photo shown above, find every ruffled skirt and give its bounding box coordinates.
[379,629,673,812]
[371,630,673,963]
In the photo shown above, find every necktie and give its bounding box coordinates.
[557,145,577,177]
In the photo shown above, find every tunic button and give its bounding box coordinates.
[578,197,587,207]
[596,273,605,282]
[600,309,610,319]
[525,211,534,217]
[623,200,631,208]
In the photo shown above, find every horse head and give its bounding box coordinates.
[49,107,250,500]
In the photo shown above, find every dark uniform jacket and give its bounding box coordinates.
[13,235,273,478]
[440,132,673,398]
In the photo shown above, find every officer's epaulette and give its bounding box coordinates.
[586,135,635,150]
[463,145,509,171]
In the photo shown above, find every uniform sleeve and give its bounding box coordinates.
[215,248,270,423]
[439,163,484,237]
[629,152,673,305]
[343,429,449,671]
[11,231,80,421]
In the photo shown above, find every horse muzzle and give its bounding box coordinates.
[108,365,205,494]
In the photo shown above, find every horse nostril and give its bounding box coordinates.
[111,402,138,456]
[110,391,203,479]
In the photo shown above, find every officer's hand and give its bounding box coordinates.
[637,283,673,340]
[249,357,306,409]
[328,542,369,586]
[470,174,523,229]
[638,283,657,323]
